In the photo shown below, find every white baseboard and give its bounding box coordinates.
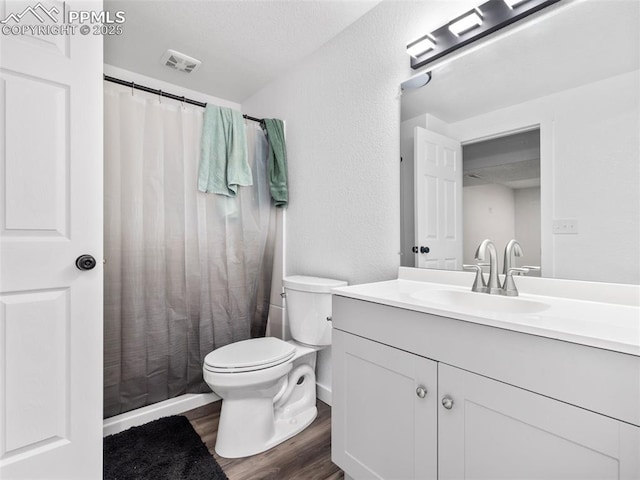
[104,383,329,437]
[316,382,332,406]
[103,392,220,437]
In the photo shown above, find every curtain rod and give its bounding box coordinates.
[103,74,263,123]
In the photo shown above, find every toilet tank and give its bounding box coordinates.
[283,275,348,346]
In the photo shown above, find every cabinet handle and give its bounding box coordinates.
[441,396,454,410]
[416,386,428,398]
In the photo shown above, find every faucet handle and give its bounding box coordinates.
[522,265,541,271]
[463,264,486,275]
[503,267,530,296]
[508,267,530,275]
[463,264,488,293]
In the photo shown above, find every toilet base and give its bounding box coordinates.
[207,342,321,459]
[213,359,319,458]
[215,404,317,458]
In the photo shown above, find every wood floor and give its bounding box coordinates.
[184,400,344,480]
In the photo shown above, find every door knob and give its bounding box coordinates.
[75,254,97,271]
[441,396,454,410]
[416,386,428,398]
[420,246,430,254]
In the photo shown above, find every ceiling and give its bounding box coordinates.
[401,0,640,123]
[463,130,541,190]
[104,1,382,103]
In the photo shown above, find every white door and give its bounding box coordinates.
[414,127,462,269]
[0,1,103,478]
[332,330,438,480]
[439,363,640,480]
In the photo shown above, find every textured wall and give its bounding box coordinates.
[243,1,477,286]
[242,1,478,401]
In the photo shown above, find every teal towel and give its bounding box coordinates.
[262,119,288,207]
[198,105,252,196]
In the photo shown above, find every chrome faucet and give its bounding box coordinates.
[503,239,523,276]
[474,239,502,294]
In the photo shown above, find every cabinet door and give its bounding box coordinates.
[439,363,640,480]
[333,330,438,480]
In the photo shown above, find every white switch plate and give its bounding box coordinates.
[552,219,579,234]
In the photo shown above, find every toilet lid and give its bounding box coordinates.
[203,337,296,373]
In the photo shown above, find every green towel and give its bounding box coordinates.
[198,105,252,196]
[262,119,288,207]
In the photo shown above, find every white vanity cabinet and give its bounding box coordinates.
[331,294,640,480]
[332,330,438,480]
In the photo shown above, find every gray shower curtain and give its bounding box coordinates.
[103,83,276,418]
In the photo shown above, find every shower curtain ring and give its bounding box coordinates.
[158,89,162,104]
[131,81,135,96]
[181,96,186,110]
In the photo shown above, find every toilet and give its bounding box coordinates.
[203,275,347,458]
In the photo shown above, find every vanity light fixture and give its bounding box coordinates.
[448,9,483,37]
[407,34,436,58]
[408,0,560,70]
[503,0,532,8]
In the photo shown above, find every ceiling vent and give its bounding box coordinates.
[160,49,202,74]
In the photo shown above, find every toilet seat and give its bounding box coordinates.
[204,337,296,373]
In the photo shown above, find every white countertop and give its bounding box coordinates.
[332,268,640,356]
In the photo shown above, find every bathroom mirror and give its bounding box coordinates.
[400,0,640,285]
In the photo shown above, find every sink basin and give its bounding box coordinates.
[410,289,550,314]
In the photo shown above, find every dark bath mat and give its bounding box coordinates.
[104,415,228,480]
